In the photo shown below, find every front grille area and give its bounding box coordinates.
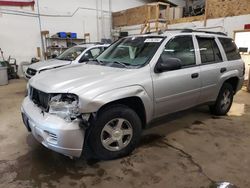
[26,68,37,76]
[30,87,51,112]
[44,130,58,142]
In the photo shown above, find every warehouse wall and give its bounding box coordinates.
[0,0,148,64]
[168,14,250,38]
[206,0,250,19]
[117,14,250,39]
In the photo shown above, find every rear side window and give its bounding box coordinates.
[197,37,222,64]
[219,38,241,61]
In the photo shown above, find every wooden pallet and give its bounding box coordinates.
[112,2,170,31]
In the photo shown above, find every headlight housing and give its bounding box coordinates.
[49,94,80,122]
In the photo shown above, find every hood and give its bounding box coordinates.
[28,59,71,71]
[29,64,139,96]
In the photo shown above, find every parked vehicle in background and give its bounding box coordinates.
[21,29,244,160]
[25,43,110,79]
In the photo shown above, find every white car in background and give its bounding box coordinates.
[25,43,110,79]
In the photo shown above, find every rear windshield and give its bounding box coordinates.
[219,38,241,61]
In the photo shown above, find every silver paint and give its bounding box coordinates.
[22,31,245,157]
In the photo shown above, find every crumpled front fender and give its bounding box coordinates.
[80,85,153,123]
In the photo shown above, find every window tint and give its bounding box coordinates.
[197,37,222,64]
[83,51,92,60]
[219,38,241,61]
[90,48,101,59]
[82,48,101,60]
[161,36,196,67]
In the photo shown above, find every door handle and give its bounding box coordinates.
[191,73,199,79]
[220,67,227,73]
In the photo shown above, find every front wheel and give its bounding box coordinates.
[209,83,234,116]
[87,105,142,160]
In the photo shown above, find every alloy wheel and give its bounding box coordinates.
[220,89,231,111]
[101,118,133,151]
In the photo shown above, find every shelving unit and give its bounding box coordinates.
[44,37,85,59]
[41,31,86,59]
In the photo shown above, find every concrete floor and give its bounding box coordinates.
[1,79,250,188]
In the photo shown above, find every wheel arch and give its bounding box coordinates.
[82,86,153,128]
[97,96,147,129]
[223,76,239,94]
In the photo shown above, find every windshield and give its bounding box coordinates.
[56,47,86,61]
[96,36,164,68]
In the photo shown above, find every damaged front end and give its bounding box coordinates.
[49,94,80,122]
[21,88,92,158]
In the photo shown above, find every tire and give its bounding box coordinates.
[87,105,142,160]
[209,83,234,116]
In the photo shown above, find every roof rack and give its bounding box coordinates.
[181,29,227,36]
[163,28,227,36]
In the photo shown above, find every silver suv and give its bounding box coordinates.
[21,30,245,160]
[25,43,110,79]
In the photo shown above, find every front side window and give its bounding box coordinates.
[160,35,196,67]
[97,36,164,68]
[90,48,102,59]
[219,37,241,61]
[84,48,101,60]
[197,37,222,64]
[56,47,86,61]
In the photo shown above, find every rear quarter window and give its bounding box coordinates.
[219,38,241,61]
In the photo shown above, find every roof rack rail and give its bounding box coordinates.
[181,29,227,36]
[162,28,227,36]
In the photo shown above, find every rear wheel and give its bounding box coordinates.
[87,105,142,160]
[209,83,234,115]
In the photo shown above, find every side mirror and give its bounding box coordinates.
[155,57,182,73]
[238,47,248,53]
[79,54,90,63]
[51,54,58,59]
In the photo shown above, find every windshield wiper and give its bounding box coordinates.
[112,61,129,68]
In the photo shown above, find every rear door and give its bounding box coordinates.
[218,37,243,76]
[152,35,202,117]
[195,36,225,103]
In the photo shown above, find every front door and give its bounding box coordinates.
[152,35,202,118]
